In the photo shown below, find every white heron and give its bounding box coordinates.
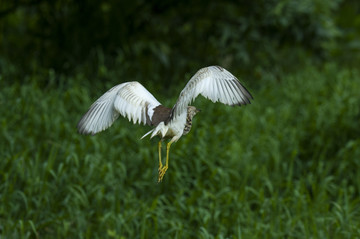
[77,66,253,182]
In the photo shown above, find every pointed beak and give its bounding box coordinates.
[196,109,201,113]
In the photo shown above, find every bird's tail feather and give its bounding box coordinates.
[140,129,154,140]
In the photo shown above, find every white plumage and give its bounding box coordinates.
[169,66,252,121]
[77,82,161,135]
[77,65,253,182]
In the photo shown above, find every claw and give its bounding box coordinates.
[158,166,168,182]
[157,140,172,182]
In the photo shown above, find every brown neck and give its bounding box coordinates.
[183,113,193,135]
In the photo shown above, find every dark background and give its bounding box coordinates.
[1,0,359,86]
[1,0,360,238]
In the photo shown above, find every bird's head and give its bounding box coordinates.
[187,106,201,118]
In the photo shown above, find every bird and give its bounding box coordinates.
[77,66,253,182]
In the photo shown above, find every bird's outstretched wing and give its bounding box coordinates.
[77,81,161,135]
[169,66,253,122]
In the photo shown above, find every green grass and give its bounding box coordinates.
[1,62,360,238]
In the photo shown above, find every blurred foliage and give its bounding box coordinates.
[333,0,360,65]
[1,63,359,238]
[2,0,359,86]
[1,1,360,238]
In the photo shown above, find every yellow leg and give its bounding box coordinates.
[158,141,172,182]
[158,140,163,173]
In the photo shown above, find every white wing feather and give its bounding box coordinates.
[170,66,253,121]
[77,81,161,135]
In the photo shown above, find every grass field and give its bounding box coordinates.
[1,62,360,238]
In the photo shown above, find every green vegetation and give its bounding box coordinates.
[1,0,356,79]
[1,0,360,238]
[1,62,359,238]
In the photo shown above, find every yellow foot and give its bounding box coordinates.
[158,166,168,183]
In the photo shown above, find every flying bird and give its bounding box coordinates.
[77,66,253,182]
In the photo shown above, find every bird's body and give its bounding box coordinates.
[77,66,253,182]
